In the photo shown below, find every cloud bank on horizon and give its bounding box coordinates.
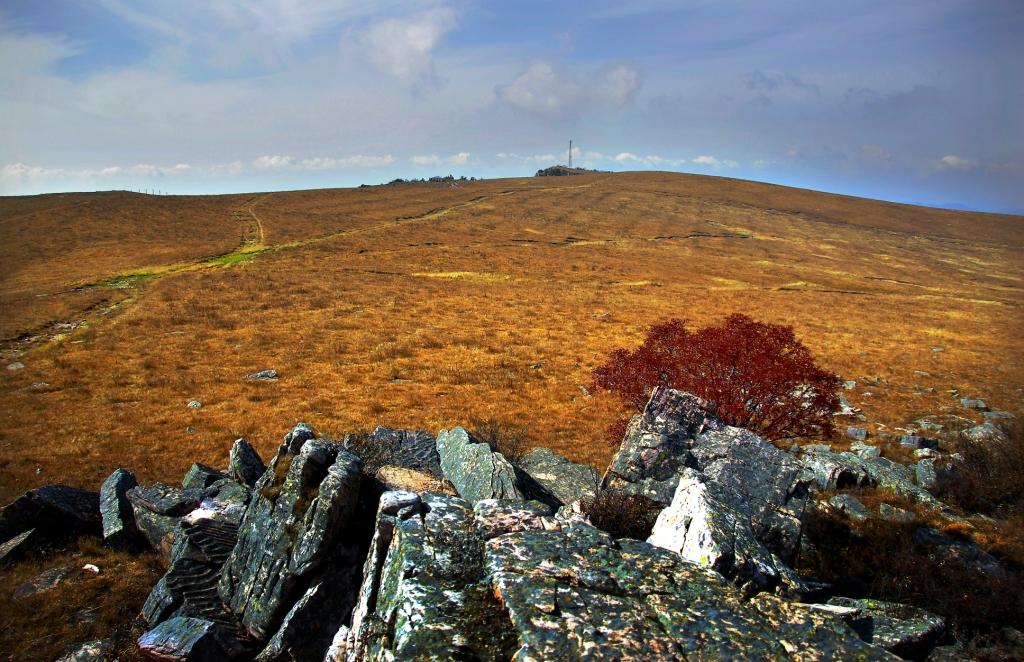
[1,0,1021,212]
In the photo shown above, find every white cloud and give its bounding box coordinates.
[253,154,295,170]
[410,152,470,166]
[496,62,641,118]
[691,155,738,168]
[935,154,977,171]
[0,161,195,185]
[612,152,685,167]
[360,7,456,80]
[300,155,395,169]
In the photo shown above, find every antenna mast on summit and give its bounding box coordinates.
[568,139,573,168]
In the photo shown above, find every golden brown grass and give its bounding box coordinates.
[0,171,1021,653]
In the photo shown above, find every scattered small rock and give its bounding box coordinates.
[826,494,871,522]
[878,503,916,523]
[186,400,202,409]
[5,362,24,371]
[959,397,987,410]
[931,346,944,353]
[245,369,279,381]
[846,427,869,441]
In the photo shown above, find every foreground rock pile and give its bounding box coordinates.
[1,388,1002,660]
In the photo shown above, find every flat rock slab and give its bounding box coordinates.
[0,485,101,546]
[436,427,523,503]
[829,597,945,659]
[55,639,114,662]
[517,447,599,506]
[128,484,204,517]
[14,566,83,599]
[0,529,39,565]
[138,617,248,661]
[183,464,229,490]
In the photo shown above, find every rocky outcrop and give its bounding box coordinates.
[602,387,720,504]
[183,464,229,490]
[517,447,599,506]
[435,426,523,502]
[0,485,101,547]
[100,468,139,550]
[801,446,874,491]
[344,490,889,660]
[218,424,363,640]
[127,483,203,554]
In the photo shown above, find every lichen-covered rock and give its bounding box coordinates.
[143,575,181,626]
[489,522,891,660]
[648,468,804,595]
[14,566,80,599]
[436,426,523,503]
[183,464,229,490]
[0,485,101,546]
[915,458,938,492]
[602,387,720,504]
[229,439,266,487]
[829,597,945,659]
[517,447,599,506]
[878,503,916,523]
[100,468,139,550]
[219,425,362,640]
[137,616,248,661]
[862,458,944,510]
[133,508,182,556]
[801,447,874,491]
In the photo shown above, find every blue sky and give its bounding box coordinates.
[1,1,1022,213]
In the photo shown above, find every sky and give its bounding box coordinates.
[1,1,1022,213]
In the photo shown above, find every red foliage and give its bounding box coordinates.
[593,314,840,441]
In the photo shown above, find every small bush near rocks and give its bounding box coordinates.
[469,416,531,462]
[592,314,840,442]
[582,491,661,540]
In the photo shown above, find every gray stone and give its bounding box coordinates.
[187,400,203,409]
[916,458,938,492]
[137,617,248,661]
[55,639,114,662]
[959,397,987,410]
[183,463,229,490]
[847,427,869,441]
[132,507,182,556]
[912,448,939,460]
[6,361,25,371]
[368,425,442,476]
[843,380,857,389]
[13,566,80,599]
[913,527,1004,576]
[100,468,139,550]
[963,423,1008,445]
[517,447,598,506]
[829,597,945,659]
[801,447,874,491]
[648,468,805,595]
[878,503,916,523]
[436,426,523,503]
[219,424,363,640]
[899,435,938,449]
[0,485,101,546]
[982,409,1014,422]
[850,441,882,459]
[246,369,279,381]
[837,393,859,415]
[826,494,871,522]
[229,439,266,487]
[862,457,944,510]
[142,575,181,626]
[602,387,721,504]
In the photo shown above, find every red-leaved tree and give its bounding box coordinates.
[592,314,840,441]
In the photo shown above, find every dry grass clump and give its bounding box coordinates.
[936,420,1024,518]
[0,537,164,661]
[582,491,661,540]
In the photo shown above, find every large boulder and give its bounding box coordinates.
[229,439,266,487]
[100,468,140,550]
[517,447,599,506]
[435,426,523,503]
[602,387,721,504]
[218,424,363,640]
[127,483,203,555]
[800,447,874,491]
[648,468,805,595]
[0,485,101,547]
[343,490,888,661]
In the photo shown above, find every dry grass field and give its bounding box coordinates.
[1,172,1021,507]
[0,171,1022,658]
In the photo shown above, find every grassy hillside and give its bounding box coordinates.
[0,172,1021,503]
